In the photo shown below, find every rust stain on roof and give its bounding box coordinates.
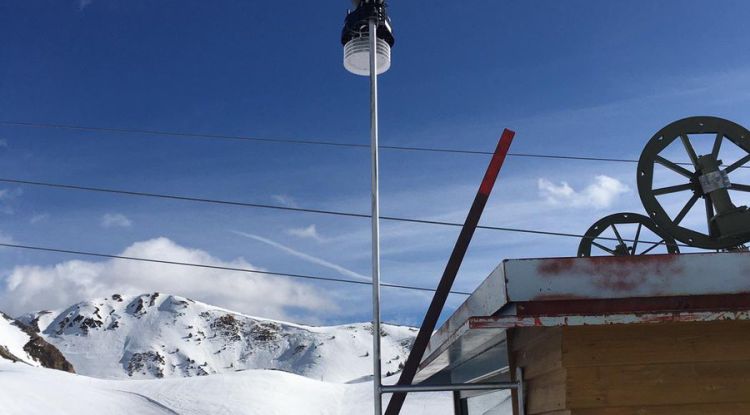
[536,255,683,292]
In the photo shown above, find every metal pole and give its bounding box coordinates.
[384,129,516,415]
[369,17,383,415]
[381,382,520,393]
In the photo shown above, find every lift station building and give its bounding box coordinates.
[413,252,750,415]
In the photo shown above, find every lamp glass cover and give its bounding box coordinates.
[343,36,391,76]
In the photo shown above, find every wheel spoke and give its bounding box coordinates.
[591,241,616,255]
[653,183,693,196]
[731,183,750,192]
[705,194,715,237]
[611,224,625,246]
[655,155,694,178]
[665,241,678,252]
[674,193,700,225]
[639,241,664,255]
[631,223,642,254]
[711,132,723,159]
[725,154,750,174]
[680,134,700,169]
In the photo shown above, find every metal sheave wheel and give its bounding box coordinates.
[578,212,680,257]
[637,116,750,249]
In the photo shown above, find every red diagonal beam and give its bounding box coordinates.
[384,128,515,415]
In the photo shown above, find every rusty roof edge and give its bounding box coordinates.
[469,308,750,329]
[513,293,750,317]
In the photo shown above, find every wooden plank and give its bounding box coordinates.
[517,331,563,379]
[572,402,750,415]
[511,327,561,353]
[563,321,750,368]
[511,327,565,414]
[507,327,565,414]
[567,360,750,408]
[526,368,567,414]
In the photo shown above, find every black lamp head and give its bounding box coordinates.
[341,0,394,48]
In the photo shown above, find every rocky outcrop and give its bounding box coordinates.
[0,312,75,373]
[14,320,75,373]
[126,351,165,378]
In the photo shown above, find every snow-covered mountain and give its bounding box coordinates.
[1,293,513,414]
[16,292,417,382]
[0,312,73,372]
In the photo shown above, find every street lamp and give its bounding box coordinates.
[342,1,394,76]
[341,1,394,414]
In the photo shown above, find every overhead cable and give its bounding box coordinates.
[0,121,646,164]
[0,177,685,246]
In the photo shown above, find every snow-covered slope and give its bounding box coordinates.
[0,312,39,366]
[3,294,514,414]
[18,293,416,382]
[0,361,476,415]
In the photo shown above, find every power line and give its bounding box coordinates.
[0,176,681,246]
[0,242,472,296]
[0,177,371,218]
[0,120,643,164]
[7,120,750,172]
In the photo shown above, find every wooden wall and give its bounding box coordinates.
[509,320,750,415]
[509,326,567,415]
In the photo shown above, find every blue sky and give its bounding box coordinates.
[2,1,750,325]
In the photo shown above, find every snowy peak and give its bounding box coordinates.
[21,293,416,382]
[28,292,170,337]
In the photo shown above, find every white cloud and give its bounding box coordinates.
[271,194,298,208]
[0,230,16,253]
[0,188,22,215]
[286,224,325,242]
[0,237,336,320]
[233,231,369,282]
[100,213,132,228]
[0,189,21,200]
[538,175,630,209]
[0,231,15,245]
[29,213,50,225]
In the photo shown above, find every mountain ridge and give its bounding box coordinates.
[14,292,416,382]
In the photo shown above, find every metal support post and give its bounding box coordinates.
[368,17,383,415]
[516,367,526,415]
[452,391,463,415]
[384,129,516,415]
